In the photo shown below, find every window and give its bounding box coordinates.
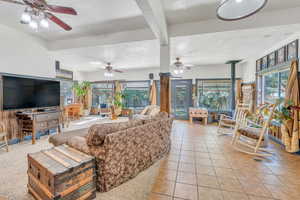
[197,79,232,112]
[92,82,114,108]
[280,70,289,98]
[261,70,289,103]
[256,76,263,105]
[122,81,150,110]
[155,80,160,105]
[263,73,279,103]
[60,80,74,105]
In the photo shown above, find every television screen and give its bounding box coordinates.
[2,76,60,110]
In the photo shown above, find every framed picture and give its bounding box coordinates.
[268,52,276,67]
[277,47,286,64]
[287,40,298,61]
[256,59,261,72]
[261,56,268,69]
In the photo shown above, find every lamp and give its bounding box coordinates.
[217,0,267,21]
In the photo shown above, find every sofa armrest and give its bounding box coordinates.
[66,136,91,155]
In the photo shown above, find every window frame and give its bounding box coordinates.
[195,78,237,113]
[121,80,151,110]
[59,79,75,106]
[261,69,290,104]
[91,81,114,108]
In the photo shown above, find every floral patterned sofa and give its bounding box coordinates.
[51,112,173,192]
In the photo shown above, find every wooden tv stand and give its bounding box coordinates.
[16,110,61,144]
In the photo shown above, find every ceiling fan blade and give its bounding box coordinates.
[0,0,24,5]
[46,5,77,15]
[113,69,124,73]
[45,12,72,31]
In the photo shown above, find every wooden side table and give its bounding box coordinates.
[189,108,208,125]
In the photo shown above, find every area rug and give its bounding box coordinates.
[0,116,160,200]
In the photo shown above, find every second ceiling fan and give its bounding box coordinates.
[172,57,193,75]
[103,62,124,78]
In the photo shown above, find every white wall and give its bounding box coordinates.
[0,25,55,78]
[78,64,243,82]
[239,33,300,83]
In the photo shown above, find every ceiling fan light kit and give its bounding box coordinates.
[104,72,114,78]
[173,57,188,75]
[103,62,124,79]
[21,8,31,23]
[217,0,268,21]
[1,0,77,31]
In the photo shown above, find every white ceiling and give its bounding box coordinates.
[53,24,300,72]
[1,0,300,72]
[0,0,147,41]
[1,0,300,41]
[163,0,300,25]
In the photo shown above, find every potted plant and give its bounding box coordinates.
[73,81,91,116]
[111,91,124,120]
[271,99,294,135]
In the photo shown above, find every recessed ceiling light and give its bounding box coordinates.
[90,61,102,65]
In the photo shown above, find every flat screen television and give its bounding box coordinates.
[2,76,60,110]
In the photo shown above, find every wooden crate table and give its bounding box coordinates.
[189,107,208,125]
[27,145,96,200]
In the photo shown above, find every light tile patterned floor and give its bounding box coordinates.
[149,121,300,200]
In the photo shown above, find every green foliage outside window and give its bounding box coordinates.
[123,89,149,109]
[197,80,231,112]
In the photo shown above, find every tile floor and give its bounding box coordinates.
[149,121,300,200]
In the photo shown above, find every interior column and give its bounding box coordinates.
[160,44,171,114]
[226,60,240,111]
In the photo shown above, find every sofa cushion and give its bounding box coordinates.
[86,119,144,146]
[49,128,89,146]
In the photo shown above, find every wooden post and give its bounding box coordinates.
[160,73,171,115]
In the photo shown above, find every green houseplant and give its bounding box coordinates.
[111,91,124,119]
[73,81,91,115]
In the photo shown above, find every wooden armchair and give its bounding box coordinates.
[217,103,249,135]
[0,121,9,152]
[231,104,276,157]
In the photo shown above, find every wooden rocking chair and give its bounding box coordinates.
[217,103,249,135]
[0,121,9,152]
[231,104,276,157]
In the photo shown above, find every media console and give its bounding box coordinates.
[16,110,61,144]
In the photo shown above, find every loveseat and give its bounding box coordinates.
[49,112,173,192]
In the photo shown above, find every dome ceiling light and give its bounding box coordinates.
[217,0,268,21]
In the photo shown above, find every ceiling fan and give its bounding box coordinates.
[172,57,193,75]
[103,62,124,78]
[0,0,77,31]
